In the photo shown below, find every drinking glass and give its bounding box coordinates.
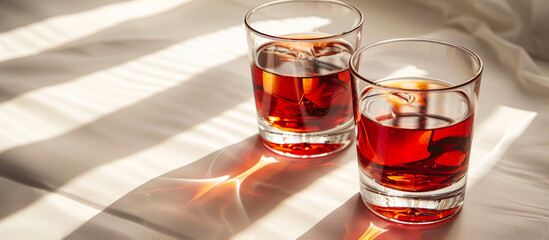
[245,0,363,158]
[350,39,483,223]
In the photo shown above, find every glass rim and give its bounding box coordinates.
[244,0,364,42]
[350,38,484,92]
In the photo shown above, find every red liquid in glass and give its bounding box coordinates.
[357,113,473,191]
[252,36,353,155]
[356,79,473,222]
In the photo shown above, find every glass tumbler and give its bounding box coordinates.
[245,0,363,158]
[350,39,483,223]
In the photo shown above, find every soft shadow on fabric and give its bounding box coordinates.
[0,0,129,32]
[0,0,246,102]
[0,55,251,218]
[66,135,353,239]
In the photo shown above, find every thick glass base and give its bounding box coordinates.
[359,168,466,224]
[258,119,354,158]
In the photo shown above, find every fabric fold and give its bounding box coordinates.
[415,0,549,92]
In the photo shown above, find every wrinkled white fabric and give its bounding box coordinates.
[0,0,547,239]
[415,0,549,92]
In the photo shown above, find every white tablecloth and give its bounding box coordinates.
[0,0,547,239]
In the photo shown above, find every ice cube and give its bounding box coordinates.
[262,71,303,104]
[303,77,332,109]
[314,45,343,57]
[270,42,314,59]
[303,77,349,109]
[386,91,416,105]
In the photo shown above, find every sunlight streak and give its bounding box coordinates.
[0,24,247,153]
[0,99,258,239]
[468,105,537,188]
[0,16,331,153]
[0,193,100,239]
[0,16,331,239]
[0,0,194,62]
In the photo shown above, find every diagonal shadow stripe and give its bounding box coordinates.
[0,99,256,239]
[0,177,45,219]
[0,55,252,199]
[0,0,197,62]
[67,212,182,240]
[65,135,354,240]
[0,0,129,32]
[0,14,335,230]
[0,0,247,103]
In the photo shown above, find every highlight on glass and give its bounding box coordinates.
[245,0,363,158]
[350,38,483,224]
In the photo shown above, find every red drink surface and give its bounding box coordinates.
[252,37,353,133]
[356,79,473,192]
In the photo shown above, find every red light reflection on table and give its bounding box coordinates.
[186,155,278,204]
[358,222,387,240]
[117,135,351,239]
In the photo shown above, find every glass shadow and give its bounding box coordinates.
[66,135,354,239]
